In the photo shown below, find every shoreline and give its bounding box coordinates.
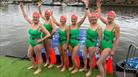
[0,1,138,7]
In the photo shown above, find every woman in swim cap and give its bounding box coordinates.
[96,0,120,77]
[51,12,70,72]
[79,0,102,77]
[20,2,50,74]
[38,2,56,69]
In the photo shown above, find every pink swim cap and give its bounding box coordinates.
[60,15,67,21]
[45,9,51,16]
[71,14,78,20]
[107,10,116,18]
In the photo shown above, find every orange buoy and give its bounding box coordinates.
[106,56,113,74]
[76,55,80,68]
[66,55,70,67]
[35,56,38,64]
[92,55,97,68]
[50,48,57,64]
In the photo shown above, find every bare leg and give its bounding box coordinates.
[79,46,88,72]
[96,48,111,77]
[57,45,64,68]
[27,45,36,69]
[43,40,49,67]
[86,47,95,77]
[61,44,68,72]
[33,44,43,74]
[71,44,80,74]
[68,45,74,71]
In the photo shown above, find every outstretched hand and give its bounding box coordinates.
[82,0,89,7]
[37,1,42,7]
[96,0,102,7]
[19,0,24,7]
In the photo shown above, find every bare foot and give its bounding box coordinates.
[86,70,91,77]
[61,67,66,72]
[33,68,42,75]
[69,66,74,71]
[44,62,49,67]
[27,65,36,70]
[48,64,54,69]
[57,64,63,68]
[71,68,78,74]
[79,68,87,72]
[96,75,101,77]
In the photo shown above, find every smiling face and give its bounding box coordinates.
[71,14,78,25]
[89,13,99,24]
[107,15,115,24]
[107,11,116,24]
[71,18,77,25]
[32,12,40,24]
[89,15,98,24]
[45,9,51,19]
[60,16,66,25]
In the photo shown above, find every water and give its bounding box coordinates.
[0,4,138,63]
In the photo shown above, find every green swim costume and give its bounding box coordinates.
[69,28,80,48]
[85,27,98,48]
[28,26,42,47]
[41,23,53,39]
[58,28,67,46]
[101,26,115,49]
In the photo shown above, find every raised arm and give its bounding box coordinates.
[96,0,107,24]
[82,0,91,17]
[111,24,120,56]
[77,12,87,28]
[20,2,32,24]
[50,20,56,36]
[38,2,45,20]
[51,11,60,27]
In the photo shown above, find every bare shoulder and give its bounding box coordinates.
[114,23,120,30]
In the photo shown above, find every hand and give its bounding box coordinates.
[19,1,24,7]
[37,1,42,7]
[110,51,115,56]
[36,39,42,43]
[82,0,89,7]
[96,0,102,7]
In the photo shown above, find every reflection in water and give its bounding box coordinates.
[0,4,138,63]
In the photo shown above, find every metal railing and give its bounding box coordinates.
[124,42,138,77]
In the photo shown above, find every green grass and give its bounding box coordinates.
[0,56,114,77]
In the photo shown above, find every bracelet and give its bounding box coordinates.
[86,7,89,10]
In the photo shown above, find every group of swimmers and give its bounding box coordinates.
[20,0,120,77]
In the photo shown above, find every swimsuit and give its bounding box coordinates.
[101,25,115,49]
[28,26,42,47]
[69,28,80,48]
[41,23,53,39]
[58,28,67,46]
[85,27,98,48]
